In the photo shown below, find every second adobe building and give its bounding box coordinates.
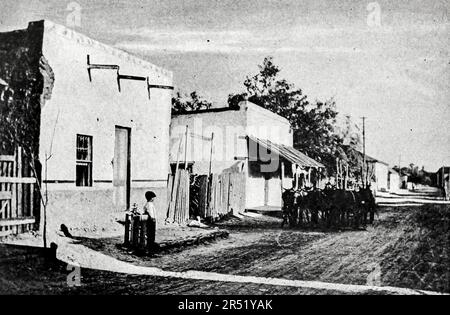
[170,100,324,213]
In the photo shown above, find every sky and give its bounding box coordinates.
[1,0,449,171]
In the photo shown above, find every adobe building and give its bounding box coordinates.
[0,21,173,235]
[359,154,389,193]
[170,101,324,212]
[388,168,400,192]
[436,166,450,200]
[367,156,389,192]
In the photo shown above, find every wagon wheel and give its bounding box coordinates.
[275,231,295,248]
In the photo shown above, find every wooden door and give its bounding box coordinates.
[113,126,131,211]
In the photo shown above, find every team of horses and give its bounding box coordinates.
[281,185,377,230]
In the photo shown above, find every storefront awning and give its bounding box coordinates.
[248,136,325,169]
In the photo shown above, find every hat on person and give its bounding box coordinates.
[145,191,157,200]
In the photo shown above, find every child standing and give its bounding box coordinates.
[143,191,157,249]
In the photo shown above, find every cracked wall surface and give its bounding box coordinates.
[0,21,45,157]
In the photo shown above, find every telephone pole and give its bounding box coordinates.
[184,125,189,170]
[361,116,367,188]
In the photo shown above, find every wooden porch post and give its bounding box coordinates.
[308,168,312,188]
[345,163,349,190]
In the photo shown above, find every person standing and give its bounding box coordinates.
[143,191,157,250]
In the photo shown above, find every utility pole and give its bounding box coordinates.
[184,125,189,170]
[361,116,367,188]
[208,133,215,177]
[206,132,214,214]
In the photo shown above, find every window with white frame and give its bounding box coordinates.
[76,134,93,187]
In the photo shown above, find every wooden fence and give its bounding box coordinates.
[166,169,246,224]
[166,169,190,224]
[207,171,245,219]
[190,174,209,218]
[0,147,38,238]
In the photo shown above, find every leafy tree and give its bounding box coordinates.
[399,164,433,185]
[172,91,212,114]
[336,115,364,181]
[229,57,357,175]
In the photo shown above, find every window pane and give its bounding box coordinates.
[76,134,93,187]
[76,135,92,161]
[76,163,92,187]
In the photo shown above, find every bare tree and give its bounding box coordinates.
[28,108,59,248]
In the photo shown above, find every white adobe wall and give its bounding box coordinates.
[39,21,173,234]
[245,101,293,209]
[170,101,293,175]
[170,101,294,211]
[170,107,247,175]
[375,163,389,191]
[245,102,293,146]
[389,172,400,192]
[246,175,283,209]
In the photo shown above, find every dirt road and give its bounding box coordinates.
[78,208,409,286]
[1,189,448,295]
[0,212,405,295]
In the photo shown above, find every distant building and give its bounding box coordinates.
[388,168,400,192]
[0,21,174,234]
[365,155,389,192]
[435,166,450,187]
[170,101,324,212]
[400,173,409,189]
[436,166,450,200]
[351,150,390,192]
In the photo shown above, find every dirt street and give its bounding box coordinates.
[78,208,413,286]
[1,190,449,295]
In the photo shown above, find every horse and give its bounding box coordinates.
[357,186,377,224]
[281,188,297,228]
[295,187,332,228]
[324,189,363,229]
[283,184,375,230]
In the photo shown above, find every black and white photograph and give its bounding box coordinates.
[0,0,449,301]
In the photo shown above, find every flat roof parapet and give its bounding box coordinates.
[36,20,173,80]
